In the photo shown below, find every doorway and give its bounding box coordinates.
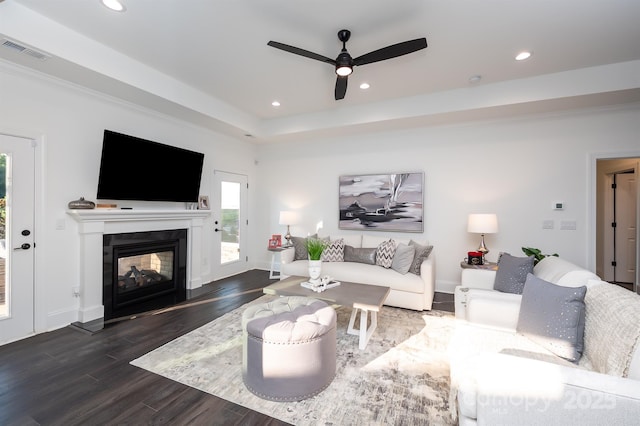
[596,157,639,293]
[0,134,36,345]
[212,170,248,280]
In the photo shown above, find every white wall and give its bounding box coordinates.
[0,63,257,331]
[255,105,640,293]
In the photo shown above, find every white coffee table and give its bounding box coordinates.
[263,276,390,350]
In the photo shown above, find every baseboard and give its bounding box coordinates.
[46,306,83,332]
[435,279,458,294]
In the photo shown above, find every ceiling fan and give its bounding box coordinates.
[267,30,427,100]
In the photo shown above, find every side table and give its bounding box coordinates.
[459,261,498,271]
[268,246,289,279]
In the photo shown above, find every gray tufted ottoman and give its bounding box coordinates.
[242,296,337,401]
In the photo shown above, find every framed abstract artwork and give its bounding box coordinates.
[339,172,424,232]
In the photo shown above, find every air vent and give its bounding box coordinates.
[1,38,51,61]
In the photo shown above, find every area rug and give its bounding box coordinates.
[131,295,458,425]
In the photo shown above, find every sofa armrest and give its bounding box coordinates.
[460,268,496,289]
[419,251,436,310]
[461,352,640,425]
[280,246,295,264]
[466,291,521,331]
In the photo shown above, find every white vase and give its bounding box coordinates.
[308,259,322,284]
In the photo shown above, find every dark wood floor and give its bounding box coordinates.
[0,270,453,426]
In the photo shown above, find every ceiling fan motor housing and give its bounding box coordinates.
[335,51,353,76]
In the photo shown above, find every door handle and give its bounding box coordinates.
[14,243,31,250]
[214,228,220,232]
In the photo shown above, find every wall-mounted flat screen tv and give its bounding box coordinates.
[97,130,205,202]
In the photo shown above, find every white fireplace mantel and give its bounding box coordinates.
[68,209,211,323]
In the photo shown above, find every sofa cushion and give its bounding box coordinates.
[321,238,344,262]
[343,245,376,265]
[517,273,587,362]
[408,240,433,276]
[493,253,534,294]
[375,239,397,268]
[391,243,415,275]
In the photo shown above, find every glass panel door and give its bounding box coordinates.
[213,170,248,279]
[0,134,35,344]
[220,181,240,264]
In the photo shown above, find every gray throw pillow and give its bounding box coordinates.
[517,273,587,362]
[408,240,433,275]
[291,236,308,260]
[290,234,318,261]
[493,253,534,294]
[391,243,416,274]
[343,245,377,265]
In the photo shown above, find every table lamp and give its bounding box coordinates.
[467,214,499,263]
[279,211,298,247]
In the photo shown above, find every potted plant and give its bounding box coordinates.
[521,247,559,265]
[306,238,325,283]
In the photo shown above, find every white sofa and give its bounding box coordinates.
[280,234,435,311]
[450,256,640,425]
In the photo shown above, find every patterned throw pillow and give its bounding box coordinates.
[290,234,318,260]
[291,236,308,260]
[375,239,397,269]
[321,239,345,262]
[408,240,433,275]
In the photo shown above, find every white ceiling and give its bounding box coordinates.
[1,0,640,142]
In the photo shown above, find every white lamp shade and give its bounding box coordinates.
[467,214,498,234]
[279,210,299,225]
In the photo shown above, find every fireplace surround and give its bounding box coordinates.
[68,209,210,323]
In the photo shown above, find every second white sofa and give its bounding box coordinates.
[451,256,640,425]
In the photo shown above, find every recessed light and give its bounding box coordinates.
[359,83,370,90]
[515,51,532,61]
[101,0,126,12]
[271,101,281,107]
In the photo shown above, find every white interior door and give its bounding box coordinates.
[0,134,35,345]
[616,171,637,286]
[212,170,248,280]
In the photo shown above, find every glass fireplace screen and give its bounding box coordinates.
[117,250,173,292]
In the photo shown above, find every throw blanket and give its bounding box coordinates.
[580,281,640,377]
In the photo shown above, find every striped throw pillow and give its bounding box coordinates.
[321,238,345,262]
[375,239,397,268]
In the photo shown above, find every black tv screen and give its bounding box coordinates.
[97,130,205,202]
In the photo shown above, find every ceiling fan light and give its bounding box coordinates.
[101,0,126,12]
[336,65,353,77]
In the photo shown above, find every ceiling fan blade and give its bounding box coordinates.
[267,41,336,65]
[353,38,427,66]
[335,76,348,100]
